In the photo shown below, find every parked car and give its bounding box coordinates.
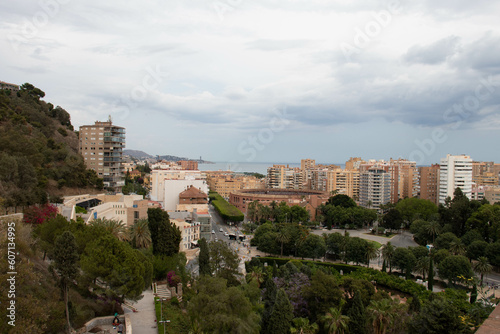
[212,230,215,234]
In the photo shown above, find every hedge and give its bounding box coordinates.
[249,257,431,299]
[209,191,244,222]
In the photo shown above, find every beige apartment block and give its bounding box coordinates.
[266,165,305,189]
[345,157,365,170]
[171,218,200,252]
[79,120,125,191]
[484,186,500,204]
[205,171,265,199]
[326,168,360,199]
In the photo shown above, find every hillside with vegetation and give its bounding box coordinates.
[0,84,103,209]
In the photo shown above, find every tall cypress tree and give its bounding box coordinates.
[198,238,211,276]
[261,277,278,333]
[428,257,434,291]
[346,291,367,334]
[52,231,79,334]
[267,289,294,334]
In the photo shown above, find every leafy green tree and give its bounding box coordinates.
[267,289,294,334]
[473,256,492,286]
[440,188,474,237]
[327,194,357,208]
[485,241,500,267]
[321,307,349,334]
[290,205,310,223]
[408,296,469,334]
[434,232,460,250]
[128,218,151,249]
[189,276,260,334]
[395,197,438,224]
[35,215,70,260]
[198,237,211,276]
[466,204,500,242]
[381,209,404,231]
[466,240,488,261]
[298,234,326,260]
[324,232,346,261]
[304,271,343,322]
[291,317,319,334]
[438,255,473,286]
[209,240,241,286]
[461,229,483,246]
[52,231,79,333]
[392,247,417,278]
[81,234,151,303]
[345,237,369,265]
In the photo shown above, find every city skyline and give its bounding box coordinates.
[1,1,499,164]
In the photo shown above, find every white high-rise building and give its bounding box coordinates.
[439,154,473,204]
[359,167,391,211]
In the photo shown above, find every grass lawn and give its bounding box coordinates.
[368,240,382,249]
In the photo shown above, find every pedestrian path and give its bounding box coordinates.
[125,288,158,334]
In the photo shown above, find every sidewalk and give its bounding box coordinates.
[125,288,157,334]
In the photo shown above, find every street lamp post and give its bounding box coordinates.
[160,298,168,333]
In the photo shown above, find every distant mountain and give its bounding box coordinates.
[125,150,212,163]
[123,149,153,159]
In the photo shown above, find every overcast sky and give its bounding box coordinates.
[1,0,499,165]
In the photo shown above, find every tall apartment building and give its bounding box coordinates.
[79,120,125,190]
[359,158,417,203]
[472,161,500,186]
[326,169,360,199]
[301,159,316,170]
[419,164,440,205]
[345,157,365,170]
[359,167,391,210]
[390,158,419,199]
[267,165,304,190]
[439,154,473,203]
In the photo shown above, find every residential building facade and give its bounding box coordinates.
[79,119,125,191]
[439,154,473,203]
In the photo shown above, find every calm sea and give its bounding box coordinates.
[198,162,345,175]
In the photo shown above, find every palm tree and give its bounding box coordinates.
[474,256,493,286]
[276,228,290,257]
[249,266,265,288]
[90,217,129,241]
[321,307,349,334]
[381,242,395,273]
[414,256,430,280]
[366,242,379,268]
[367,298,408,334]
[425,220,440,244]
[291,317,319,334]
[129,218,152,249]
[449,240,466,255]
